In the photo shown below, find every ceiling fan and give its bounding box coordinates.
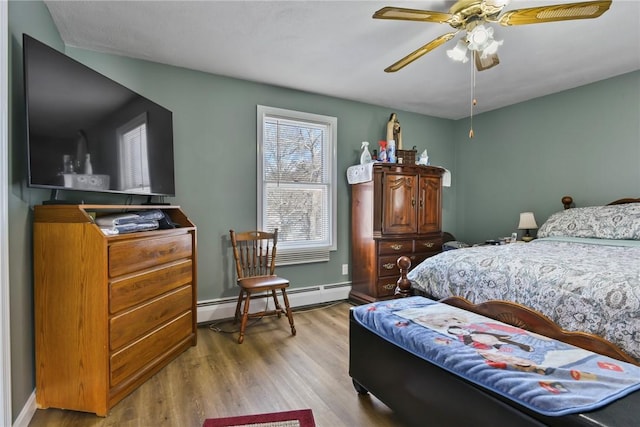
[374,0,612,72]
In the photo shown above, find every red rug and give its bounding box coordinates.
[203,409,315,427]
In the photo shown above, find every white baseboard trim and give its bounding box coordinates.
[197,282,351,323]
[13,391,35,427]
[16,282,351,426]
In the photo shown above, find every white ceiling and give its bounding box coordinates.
[44,0,640,120]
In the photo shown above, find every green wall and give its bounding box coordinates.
[7,0,639,422]
[453,71,640,244]
[7,0,64,421]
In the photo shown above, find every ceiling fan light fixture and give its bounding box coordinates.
[481,38,503,58]
[466,24,494,52]
[446,39,469,63]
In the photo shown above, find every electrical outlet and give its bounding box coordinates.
[342,264,348,275]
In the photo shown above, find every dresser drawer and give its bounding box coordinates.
[109,260,193,314]
[109,233,192,277]
[110,311,192,387]
[109,286,192,351]
[378,240,413,255]
[414,238,442,254]
[376,277,398,298]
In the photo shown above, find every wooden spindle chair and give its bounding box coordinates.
[229,229,296,344]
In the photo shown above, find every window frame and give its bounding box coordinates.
[257,105,337,265]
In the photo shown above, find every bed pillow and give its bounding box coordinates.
[537,203,640,240]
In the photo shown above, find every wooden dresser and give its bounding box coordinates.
[33,204,197,416]
[349,164,444,304]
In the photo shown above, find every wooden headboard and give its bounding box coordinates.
[608,197,640,205]
[562,196,640,209]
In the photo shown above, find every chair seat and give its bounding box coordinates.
[238,275,289,290]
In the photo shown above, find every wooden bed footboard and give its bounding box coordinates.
[442,296,637,365]
[394,255,637,365]
[349,309,640,427]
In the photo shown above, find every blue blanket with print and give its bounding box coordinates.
[351,296,640,416]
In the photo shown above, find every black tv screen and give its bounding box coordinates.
[23,34,176,197]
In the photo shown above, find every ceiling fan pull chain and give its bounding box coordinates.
[469,58,476,139]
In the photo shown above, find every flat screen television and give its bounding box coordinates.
[23,33,176,199]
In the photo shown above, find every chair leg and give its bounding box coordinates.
[234,290,244,324]
[271,289,282,318]
[238,292,251,344]
[280,289,296,336]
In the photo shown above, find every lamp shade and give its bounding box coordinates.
[518,212,538,230]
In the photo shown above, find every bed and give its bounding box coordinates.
[404,197,640,362]
[349,197,640,426]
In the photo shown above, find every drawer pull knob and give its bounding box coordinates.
[383,283,395,290]
[422,242,434,248]
[391,244,404,250]
[383,263,395,270]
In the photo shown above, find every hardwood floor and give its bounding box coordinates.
[28,301,407,427]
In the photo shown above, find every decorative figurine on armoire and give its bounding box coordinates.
[386,113,402,149]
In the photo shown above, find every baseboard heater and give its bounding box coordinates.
[196,282,351,324]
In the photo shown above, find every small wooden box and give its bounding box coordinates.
[396,149,416,165]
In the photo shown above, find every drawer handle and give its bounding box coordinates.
[422,242,435,248]
[390,244,404,251]
[383,263,395,270]
[383,283,395,290]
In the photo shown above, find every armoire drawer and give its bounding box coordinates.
[109,233,192,277]
[378,254,419,277]
[414,238,443,254]
[110,311,192,387]
[109,259,193,314]
[378,240,413,255]
[109,286,193,351]
[376,277,399,298]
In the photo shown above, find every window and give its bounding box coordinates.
[117,112,150,193]
[257,105,337,265]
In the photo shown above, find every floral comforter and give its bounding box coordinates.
[408,237,640,361]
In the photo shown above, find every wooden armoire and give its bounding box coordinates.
[349,163,444,303]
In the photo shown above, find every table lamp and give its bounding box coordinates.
[518,212,538,242]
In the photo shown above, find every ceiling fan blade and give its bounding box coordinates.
[384,32,457,73]
[373,6,453,24]
[498,0,612,26]
[475,51,500,72]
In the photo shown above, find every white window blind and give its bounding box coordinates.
[257,105,337,265]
